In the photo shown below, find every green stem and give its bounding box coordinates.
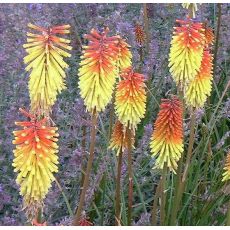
[36,208,43,224]
[170,111,196,225]
[151,181,161,225]
[143,3,152,91]
[213,3,222,77]
[182,111,196,182]
[160,164,167,225]
[227,200,230,226]
[143,3,150,52]
[73,109,97,225]
[211,3,222,100]
[169,90,184,225]
[138,46,144,72]
[115,146,123,226]
[80,125,87,187]
[127,126,133,226]
[55,178,74,217]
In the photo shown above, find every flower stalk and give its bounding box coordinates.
[213,3,222,76]
[80,125,87,187]
[160,164,167,225]
[151,180,161,225]
[73,109,97,225]
[127,125,133,226]
[170,110,196,225]
[227,201,230,226]
[115,145,123,226]
[143,3,150,52]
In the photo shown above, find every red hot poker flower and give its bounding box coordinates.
[12,108,59,217]
[79,28,119,113]
[115,67,147,129]
[150,96,184,172]
[169,18,205,86]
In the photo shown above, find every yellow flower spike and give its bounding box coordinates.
[185,49,213,108]
[150,96,184,173]
[116,38,132,71]
[12,108,59,218]
[23,23,72,115]
[78,28,120,113]
[169,18,205,87]
[222,152,230,182]
[115,67,147,129]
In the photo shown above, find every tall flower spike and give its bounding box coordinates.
[78,28,119,113]
[12,108,59,218]
[23,23,72,114]
[150,96,183,173]
[109,120,134,154]
[115,67,146,129]
[185,49,213,108]
[169,18,205,87]
[116,38,132,71]
[135,23,145,46]
[222,152,230,182]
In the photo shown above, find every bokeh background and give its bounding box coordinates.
[0,3,229,225]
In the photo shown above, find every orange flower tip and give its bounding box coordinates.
[12,140,16,144]
[37,144,41,149]
[21,133,27,137]
[39,154,43,158]
[24,140,29,145]
[35,137,40,142]
[15,122,19,125]
[41,126,46,129]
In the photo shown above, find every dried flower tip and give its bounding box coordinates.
[135,23,145,45]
